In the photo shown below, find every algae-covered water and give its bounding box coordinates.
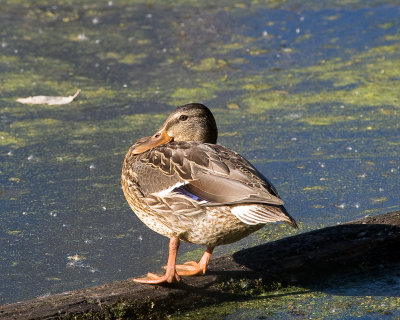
[0,0,399,318]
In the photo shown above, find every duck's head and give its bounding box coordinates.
[132,103,218,154]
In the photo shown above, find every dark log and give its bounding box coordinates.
[1,211,399,320]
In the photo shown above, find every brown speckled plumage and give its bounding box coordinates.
[121,103,297,284]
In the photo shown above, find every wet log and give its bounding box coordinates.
[1,211,399,320]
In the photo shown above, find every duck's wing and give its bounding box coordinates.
[187,143,284,206]
[135,141,284,207]
[131,141,297,228]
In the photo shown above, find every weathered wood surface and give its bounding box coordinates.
[1,211,399,319]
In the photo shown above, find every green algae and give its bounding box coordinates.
[371,196,388,203]
[186,57,228,71]
[241,90,292,112]
[230,36,400,113]
[299,115,358,126]
[1,107,164,153]
[177,247,205,264]
[120,53,148,65]
[242,53,400,112]
[378,21,395,29]
[69,298,170,320]
[303,185,327,191]
[97,52,148,65]
[384,33,400,41]
[170,84,219,105]
[255,222,300,244]
[0,132,25,147]
[226,103,241,110]
[170,287,400,320]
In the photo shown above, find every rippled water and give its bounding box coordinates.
[0,0,399,317]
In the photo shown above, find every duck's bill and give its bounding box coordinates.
[132,128,173,154]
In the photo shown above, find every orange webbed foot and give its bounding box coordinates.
[175,261,206,276]
[133,271,181,284]
[169,246,214,277]
[134,236,182,284]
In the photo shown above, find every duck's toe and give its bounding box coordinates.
[175,261,205,276]
[133,271,181,284]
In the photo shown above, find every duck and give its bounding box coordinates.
[121,103,297,284]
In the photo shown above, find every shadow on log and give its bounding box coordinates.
[1,211,399,319]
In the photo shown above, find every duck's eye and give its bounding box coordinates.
[179,115,188,121]
[154,133,161,138]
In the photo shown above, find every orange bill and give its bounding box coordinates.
[132,128,173,154]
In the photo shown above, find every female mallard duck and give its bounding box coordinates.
[121,103,297,284]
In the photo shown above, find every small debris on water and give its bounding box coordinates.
[77,34,88,41]
[17,89,81,105]
[67,254,99,273]
[67,254,81,262]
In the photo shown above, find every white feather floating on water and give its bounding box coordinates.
[16,89,81,105]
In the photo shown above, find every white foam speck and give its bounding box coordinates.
[77,34,88,41]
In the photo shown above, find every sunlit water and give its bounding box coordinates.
[0,1,399,317]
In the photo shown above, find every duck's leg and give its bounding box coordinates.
[175,246,214,276]
[134,236,181,284]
